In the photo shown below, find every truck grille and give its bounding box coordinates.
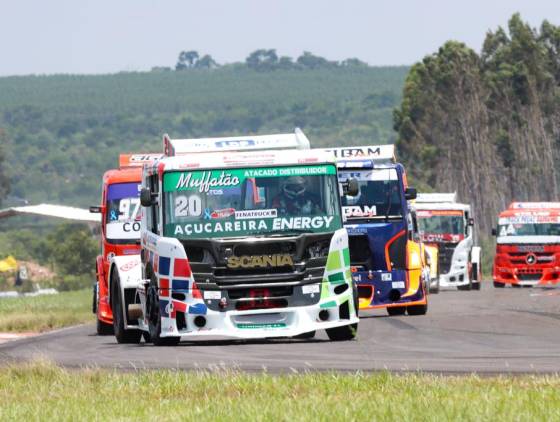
[438,243,458,274]
[507,252,554,265]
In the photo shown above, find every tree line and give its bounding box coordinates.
[394,13,560,236]
[171,49,369,72]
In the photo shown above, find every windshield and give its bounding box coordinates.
[417,210,465,242]
[498,215,560,237]
[106,182,141,242]
[163,164,342,239]
[338,168,403,220]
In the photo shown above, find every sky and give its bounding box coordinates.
[1,0,559,76]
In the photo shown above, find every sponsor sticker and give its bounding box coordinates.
[392,281,405,289]
[203,291,222,300]
[381,273,392,281]
[235,209,277,219]
[302,284,320,294]
[211,208,236,219]
[120,260,139,272]
[343,205,377,218]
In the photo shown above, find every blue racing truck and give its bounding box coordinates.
[324,145,429,316]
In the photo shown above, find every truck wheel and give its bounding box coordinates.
[92,282,98,314]
[430,276,440,294]
[457,282,472,291]
[407,304,428,315]
[326,324,357,341]
[111,272,142,344]
[472,282,481,290]
[387,307,406,316]
[146,277,180,346]
[493,281,505,288]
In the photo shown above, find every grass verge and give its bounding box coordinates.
[0,361,559,420]
[0,289,92,332]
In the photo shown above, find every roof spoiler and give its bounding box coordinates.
[416,193,457,203]
[320,145,395,163]
[119,153,163,168]
[509,202,560,210]
[163,128,310,156]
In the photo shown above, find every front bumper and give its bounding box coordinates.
[493,266,560,286]
[353,269,426,309]
[158,303,358,339]
[439,268,470,287]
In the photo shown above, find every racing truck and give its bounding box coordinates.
[323,145,429,316]
[90,153,161,335]
[492,202,560,288]
[111,130,359,345]
[415,193,481,291]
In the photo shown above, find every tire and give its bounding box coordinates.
[493,281,505,288]
[472,282,481,290]
[387,306,406,316]
[111,272,142,344]
[326,324,357,341]
[293,331,316,339]
[430,277,440,294]
[146,276,180,346]
[457,282,472,291]
[512,283,522,288]
[407,303,428,315]
[92,282,98,314]
[96,318,113,335]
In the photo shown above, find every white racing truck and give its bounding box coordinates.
[110,130,359,345]
[414,193,482,291]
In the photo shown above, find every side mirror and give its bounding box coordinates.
[89,205,102,214]
[405,187,417,200]
[343,178,359,196]
[468,217,475,226]
[140,188,154,207]
[491,228,497,236]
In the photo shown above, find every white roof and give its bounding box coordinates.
[163,128,310,156]
[413,192,471,212]
[509,202,560,210]
[0,204,101,223]
[159,148,336,172]
[320,145,395,163]
[416,193,457,203]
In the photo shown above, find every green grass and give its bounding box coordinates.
[0,289,92,332]
[0,361,559,421]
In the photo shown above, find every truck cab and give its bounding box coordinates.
[111,130,359,345]
[414,193,481,291]
[492,202,560,287]
[90,154,161,334]
[323,145,428,316]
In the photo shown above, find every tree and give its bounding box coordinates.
[195,54,218,69]
[47,224,97,277]
[0,131,10,206]
[176,50,199,70]
[245,49,279,71]
[296,51,337,69]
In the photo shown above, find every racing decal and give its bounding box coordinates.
[106,183,142,240]
[342,205,377,218]
[173,258,191,278]
[234,209,277,219]
[119,260,139,272]
[168,216,336,237]
[420,233,465,243]
[211,208,236,219]
[417,210,463,217]
[174,194,202,217]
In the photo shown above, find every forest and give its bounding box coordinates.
[395,14,560,235]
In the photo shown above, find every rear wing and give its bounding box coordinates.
[509,202,560,210]
[119,153,163,168]
[320,145,395,163]
[416,193,457,204]
[163,128,310,156]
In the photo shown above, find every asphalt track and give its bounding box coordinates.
[1,282,559,374]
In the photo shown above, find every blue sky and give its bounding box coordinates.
[1,0,558,75]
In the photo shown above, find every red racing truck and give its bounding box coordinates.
[492,202,560,287]
[90,154,161,334]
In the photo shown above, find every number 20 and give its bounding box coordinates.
[175,195,202,217]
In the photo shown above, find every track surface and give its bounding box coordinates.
[1,282,559,373]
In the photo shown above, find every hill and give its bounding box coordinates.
[0,66,408,206]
